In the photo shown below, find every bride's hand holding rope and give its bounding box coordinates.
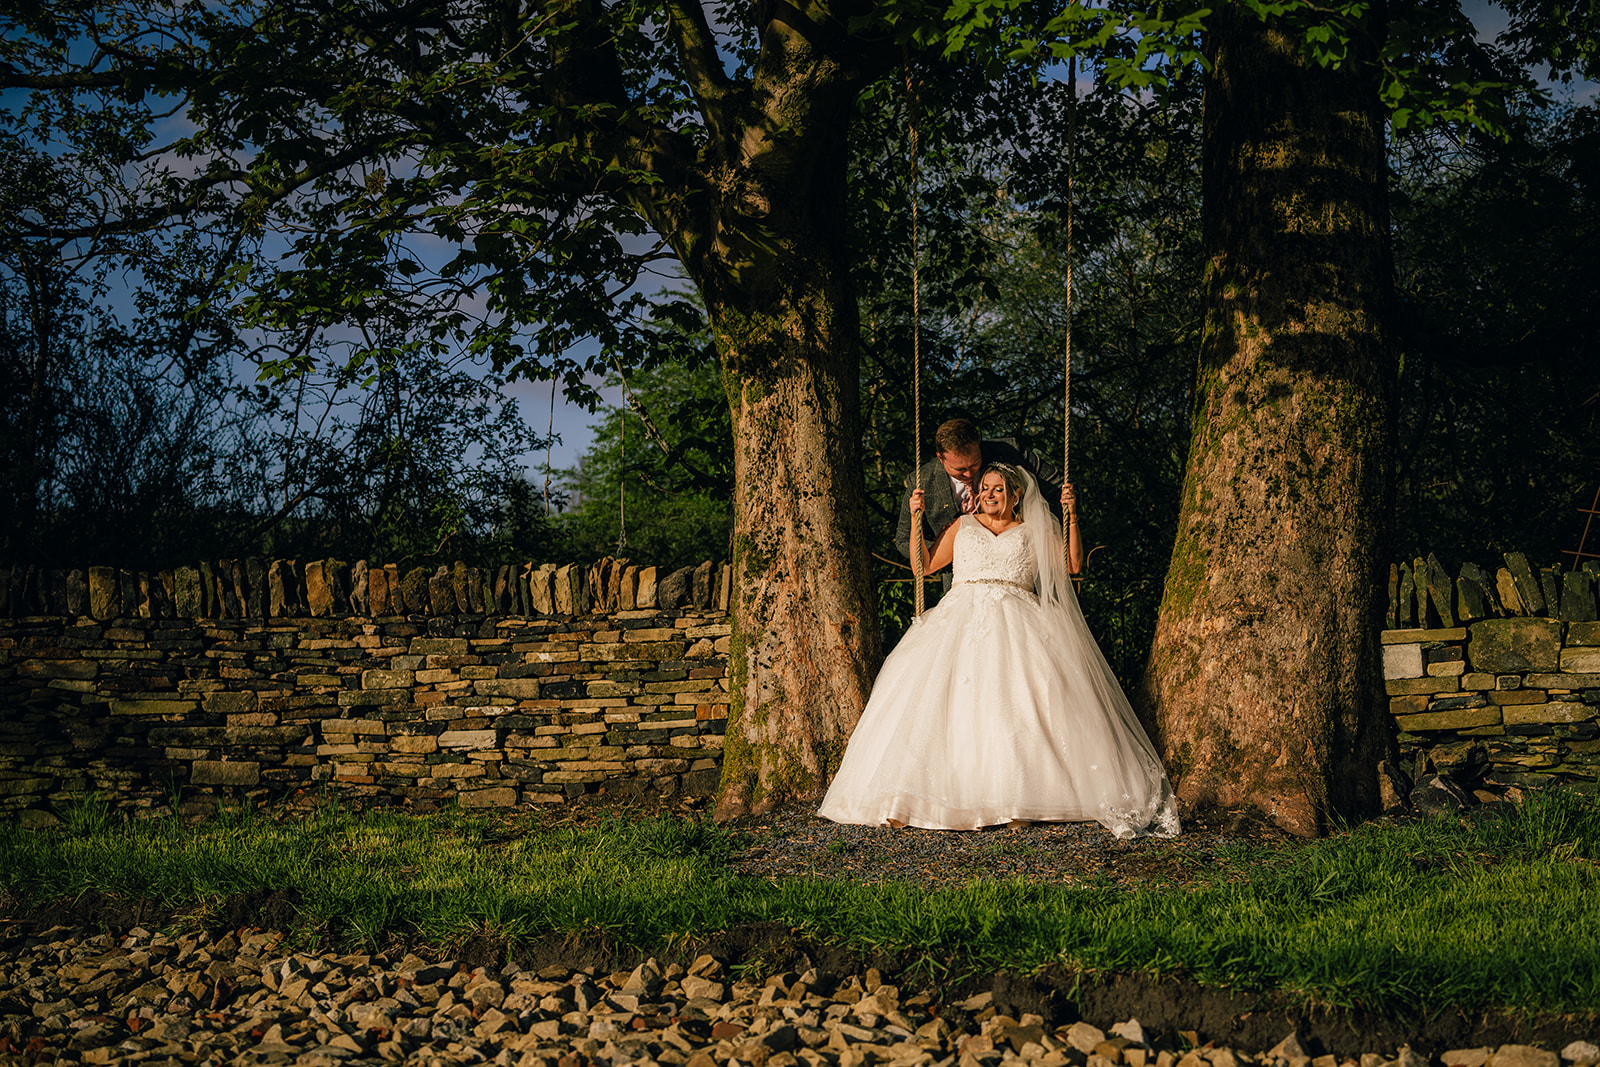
[1061,483,1084,576]
[907,488,958,576]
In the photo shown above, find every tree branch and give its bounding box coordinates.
[612,359,733,494]
[8,139,384,244]
[663,0,735,142]
[0,68,131,90]
[537,0,701,221]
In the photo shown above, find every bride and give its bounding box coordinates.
[818,462,1180,838]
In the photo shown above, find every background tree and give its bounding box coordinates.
[1,0,918,817]
[0,136,265,565]
[559,354,733,572]
[0,138,556,569]
[242,336,558,566]
[1389,99,1600,564]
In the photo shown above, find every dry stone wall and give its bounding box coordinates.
[1383,620,1600,793]
[0,556,735,824]
[7,546,1600,824]
[0,555,733,623]
[1385,553,1600,800]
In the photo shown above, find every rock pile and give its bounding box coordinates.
[1,927,1594,1067]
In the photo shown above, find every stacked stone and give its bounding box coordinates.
[3,927,1595,1067]
[0,556,733,621]
[1389,553,1599,630]
[309,614,731,809]
[0,605,731,823]
[1382,616,1600,808]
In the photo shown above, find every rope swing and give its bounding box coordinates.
[904,53,1079,618]
[607,357,633,555]
[1063,55,1077,579]
[906,53,928,619]
[544,377,557,517]
[617,397,627,554]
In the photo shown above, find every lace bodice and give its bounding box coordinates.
[952,515,1038,590]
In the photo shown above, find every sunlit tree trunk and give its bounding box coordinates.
[619,4,885,817]
[705,260,879,818]
[1138,5,1397,836]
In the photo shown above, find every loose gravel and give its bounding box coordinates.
[2,924,1596,1067]
[722,807,1252,886]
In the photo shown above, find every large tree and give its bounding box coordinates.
[1141,0,1599,835]
[540,0,894,816]
[1,0,910,815]
[1137,4,1398,835]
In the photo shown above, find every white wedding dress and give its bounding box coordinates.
[818,511,1180,839]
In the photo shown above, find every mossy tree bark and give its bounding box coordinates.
[1138,6,1397,836]
[704,268,878,819]
[550,0,885,817]
[680,71,882,820]
[680,24,882,821]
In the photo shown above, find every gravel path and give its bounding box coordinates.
[719,807,1252,887]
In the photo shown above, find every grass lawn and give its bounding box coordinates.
[3,788,1599,1018]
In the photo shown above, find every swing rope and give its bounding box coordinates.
[905,54,1077,609]
[905,52,927,619]
[618,403,627,553]
[610,358,631,555]
[1063,55,1076,579]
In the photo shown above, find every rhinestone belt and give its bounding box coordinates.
[954,578,1034,593]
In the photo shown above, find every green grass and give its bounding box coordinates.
[4,790,1600,1018]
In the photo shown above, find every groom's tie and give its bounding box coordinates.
[959,482,978,514]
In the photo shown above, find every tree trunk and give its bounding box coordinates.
[637,15,885,818]
[1138,6,1396,836]
[707,262,880,818]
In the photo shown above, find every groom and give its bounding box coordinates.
[894,418,1063,595]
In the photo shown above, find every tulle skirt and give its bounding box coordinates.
[818,581,1180,838]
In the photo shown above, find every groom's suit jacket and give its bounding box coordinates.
[893,438,1063,594]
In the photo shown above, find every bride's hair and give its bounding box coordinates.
[981,462,1026,519]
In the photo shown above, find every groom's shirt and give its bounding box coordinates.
[952,476,976,513]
